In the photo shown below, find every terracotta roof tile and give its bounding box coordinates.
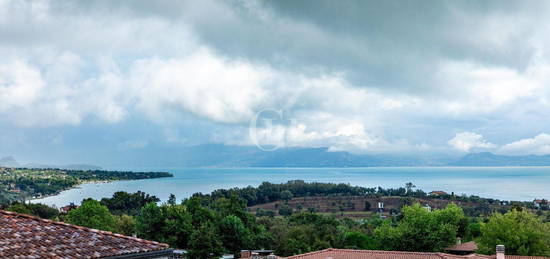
[0,209,170,259]
[445,241,478,252]
[284,248,550,259]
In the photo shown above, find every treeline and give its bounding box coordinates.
[0,168,172,203]
[9,189,545,257]
[64,169,173,180]
[14,177,78,196]
[191,180,425,207]
[188,180,533,211]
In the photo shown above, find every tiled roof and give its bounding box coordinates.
[284,248,550,259]
[0,209,170,259]
[445,241,478,252]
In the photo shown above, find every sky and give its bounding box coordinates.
[2,0,550,165]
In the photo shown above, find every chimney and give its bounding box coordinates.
[456,237,462,244]
[241,250,252,258]
[496,245,505,259]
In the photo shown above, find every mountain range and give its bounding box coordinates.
[0,156,102,170]
[4,146,550,168]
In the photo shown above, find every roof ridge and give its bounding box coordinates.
[330,248,452,255]
[0,209,169,248]
[285,248,470,258]
[285,248,334,258]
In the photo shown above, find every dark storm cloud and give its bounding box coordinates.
[60,0,542,94]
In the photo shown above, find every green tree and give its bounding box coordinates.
[162,204,193,248]
[281,190,294,203]
[405,182,416,194]
[373,203,465,252]
[116,214,136,236]
[218,215,253,256]
[135,203,193,248]
[7,203,32,215]
[364,201,371,211]
[67,200,117,232]
[167,193,177,205]
[279,204,293,216]
[188,222,224,258]
[27,203,59,219]
[477,209,550,256]
[342,231,376,249]
[135,202,165,242]
[100,191,159,216]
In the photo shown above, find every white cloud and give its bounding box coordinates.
[498,133,550,155]
[5,0,550,155]
[448,132,496,152]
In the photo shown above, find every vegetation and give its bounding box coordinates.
[40,189,547,257]
[190,180,539,217]
[374,203,466,251]
[67,200,118,232]
[3,202,60,219]
[477,209,550,256]
[100,191,160,216]
[2,181,549,257]
[0,167,172,202]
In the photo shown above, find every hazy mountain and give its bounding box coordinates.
[448,152,550,166]
[6,148,550,168]
[0,156,19,167]
[96,144,452,167]
[168,147,550,167]
[0,156,101,170]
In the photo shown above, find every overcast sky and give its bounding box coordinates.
[2,0,550,164]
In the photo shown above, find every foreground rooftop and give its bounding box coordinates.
[284,248,550,259]
[0,210,172,258]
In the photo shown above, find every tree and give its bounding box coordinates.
[281,190,294,203]
[342,231,376,249]
[135,202,165,242]
[116,214,136,236]
[100,191,160,216]
[373,203,465,252]
[7,203,32,215]
[167,193,177,205]
[405,182,416,194]
[364,201,371,211]
[162,204,193,248]
[477,209,550,256]
[218,215,253,256]
[188,223,224,258]
[67,200,117,232]
[27,203,60,219]
[279,204,293,216]
[135,202,193,248]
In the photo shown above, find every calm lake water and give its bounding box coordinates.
[32,167,550,207]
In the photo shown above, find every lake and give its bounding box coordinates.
[32,167,550,207]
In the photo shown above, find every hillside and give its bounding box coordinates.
[248,195,514,218]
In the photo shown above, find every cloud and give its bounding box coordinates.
[4,0,550,158]
[448,132,496,152]
[498,133,550,155]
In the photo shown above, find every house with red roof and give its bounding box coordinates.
[283,247,550,259]
[0,209,173,258]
